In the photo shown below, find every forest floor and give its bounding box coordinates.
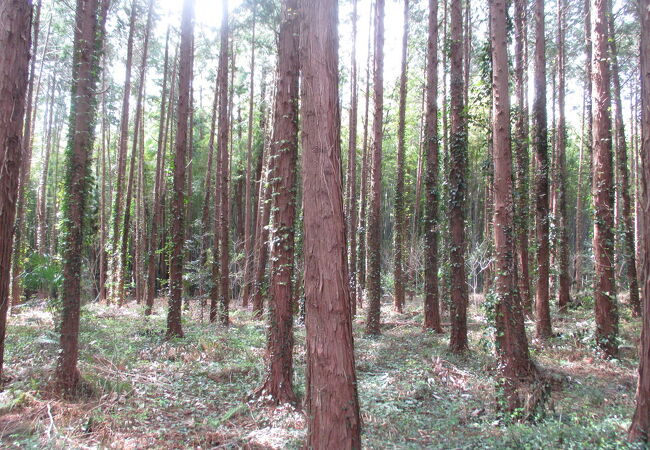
[0,292,643,449]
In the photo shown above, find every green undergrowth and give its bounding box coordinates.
[0,296,642,449]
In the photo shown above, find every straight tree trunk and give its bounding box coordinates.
[423,0,442,332]
[0,0,32,379]
[365,0,385,336]
[255,0,299,404]
[217,0,231,326]
[36,77,56,257]
[609,10,641,317]
[591,0,618,359]
[393,0,409,314]
[629,0,650,439]
[99,69,109,303]
[533,0,552,339]
[300,1,362,445]
[514,0,531,313]
[55,0,109,394]
[346,0,359,316]
[490,0,538,411]
[448,0,469,352]
[242,4,257,308]
[145,27,171,315]
[167,0,194,339]
[556,0,571,311]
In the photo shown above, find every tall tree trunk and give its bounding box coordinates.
[242,4,257,308]
[255,0,299,404]
[514,0,531,313]
[423,0,442,332]
[167,0,193,339]
[55,0,109,394]
[145,27,171,316]
[448,0,469,352]
[347,0,359,316]
[365,0,384,336]
[393,0,409,314]
[99,69,109,303]
[217,0,231,326]
[110,2,137,305]
[0,0,32,379]
[629,0,650,439]
[590,0,618,359]
[609,9,640,317]
[556,0,571,311]
[10,0,42,308]
[37,77,56,257]
[533,0,552,339]
[300,1,362,445]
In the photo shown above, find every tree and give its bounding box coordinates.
[0,0,33,379]
[629,0,650,440]
[56,0,110,394]
[255,0,299,404]
[393,0,409,314]
[448,0,469,353]
[489,0,538,411]
[533,0,552,339]
[300,0,362,445]
[591,0,618,359]
[168,0,194,339]
[366,0,384,336]
[423,0,443,332]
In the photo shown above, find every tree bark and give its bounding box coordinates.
[393,0,409,314]
[448,0,469,352]
[300,1,362,445]
[55,0,109,394]
[629,0,650,439]
[168,0,194,339]
[591,0,618,359]
[533,0,552,339]
[0,0,32,379]
[423,0,442,332]
[36,77,56,257]
[365,0,384,336]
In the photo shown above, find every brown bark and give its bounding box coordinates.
[591,0,618,358]
[0,0,32,379]
[36,77,56,257]
[100,69,109,303]
[255,0,299,404]
[168,0,194,339]
[55,0,109,394]
[346,0,359,316]
[490,0,538,411]
[629,0,650,440]
[448,0,469,352]
[533,0,552,339]
[393,0,409,314]
[365,0,384,336]
[145,27,171,316]
[217,0,231,326]
[423,0,442,333]
[514,0,531,314]
[609,10,640,317]
[242,4,257,308]
[300,1,362,445]
[556,0,571,311]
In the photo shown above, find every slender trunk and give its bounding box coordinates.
[56,0,110,394]
[365,0,385,336]
[609,10,640,317]
[423,0,442,332]
[591,0,618,358]
[448,0,469,352]
[256,0,299,404]
[533,0,552,339]
[0,0,32,378]
[168,0,194,339]
[100,69,108,303]
[347,0,359,316]
[393,0,409,314]
[629,0,650,438]
[300,1,362,444]
[37,77,56,257]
